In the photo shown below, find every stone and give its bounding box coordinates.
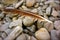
[27,25,36,32]
[1,32,7,38]
[44,22,54,32]
[46,6,52,15]
[26,0,36,7]
[2,0,18,5]
[14,0,24,8]
[31,9,38,13]
[0,23,10,31]
[4,29,12,35]
[0,12,4,18]
[52,8,59,17]
[54,20,60,30]
[0,37,2,40]
[30,36,37,40]
[35,28,50,40]
[23,16,35,27]
[37,20,43,29]
[51,30,59,40]
[9,18,22,28]
[34,3,39,8]
[4,26,23,40]
[16,33,26,40]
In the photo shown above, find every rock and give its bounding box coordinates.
[51,30,59,40]
[52,8,59,17]
[44,22,54,32]
[21,6,31,11]
[0,4,4,9]
[46,6,52,15]
[34,3,39,8]
[4,29,12,35]
[9,18,22,28]
[4,26,23,40]
[23,16,35,27]
[27,25,36,32]
[30,36,37,40]
[0,37,2,40]
[49,17,55,21]
[0,12,4,18]
[14,0,24,8]
[31,9,38,13]
[40,0,46,2]
[1,32,7,39]
[54,20,60,30]
[0,23,10,31]
[35,28,50,40]
[2,0,18,5]
[26,0,36,7]
[37,20,43,29]
[16,33,26,40]
[39,3,44,6]
[25,34,31,40]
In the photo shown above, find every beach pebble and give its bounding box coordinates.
[52,9,59,17]
[27,25,36,32]
[51,30,59,40]
[35,28,50,40]
[54,20,60,30]
[9,18,22,28]
[31,9,38,13]
[0,23,10,31]
[26,0,36,7]
[44,22,54,32]
[16,33,26,40]
[23,16,35,27]
[46,6,52,15]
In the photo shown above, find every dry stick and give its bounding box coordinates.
[3,7,52,23]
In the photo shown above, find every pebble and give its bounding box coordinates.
[46,6,52,15]
[9,18,22,28]
[54,20,60,30]
[27,25,36,32]
[1,32,7,39]
[34,3,39,8]
[26,0,36,7]
[16,33,26,40]
[2,0,18,5]
[4,26,23,40]
[31,9,38,13]
[0,23,10,31]
[0,12,4,18]
[51,30,59,40]
[0,37,2,40]
[4,29,12,35]
[44,22,54,32]
[52,8,59,17]
[21,6,31,11]
[30,36,37,40]
[37,20,43,29]
[35,28,50,40]
[23,16,35,27]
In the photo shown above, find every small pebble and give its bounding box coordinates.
[23,16,35,27]
[0,37,2,40]
[26,0,36,7]
[54,20,60,30]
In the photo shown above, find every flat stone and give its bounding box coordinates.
[35,28,50,40]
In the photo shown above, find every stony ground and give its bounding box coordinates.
[0,0,60,40]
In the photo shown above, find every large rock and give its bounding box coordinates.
[26,0,36,7]
[35,28,50,40]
